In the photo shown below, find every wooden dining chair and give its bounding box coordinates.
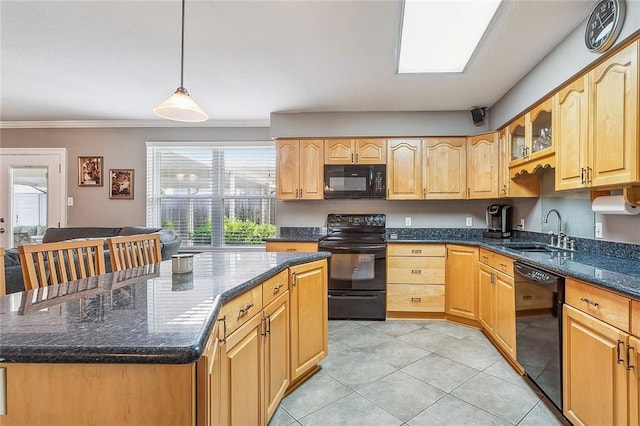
[107,233,162,272]
[0,247,6,296]
[18,239,106,290]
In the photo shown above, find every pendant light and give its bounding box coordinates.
[153,0,208,122]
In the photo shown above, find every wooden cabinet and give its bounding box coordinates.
[554,75,590,191]
[276,139,324,200]
[499,127,541,198]
[289,259,328,383]
[478,249,516,360]
[467,132,499,199]
[589,40,639,188]
[197,322,221,426]
[508,97,554,170]
[563,305,628,425]
[445,245,478,321]
[562,278,637,426]
[325,139,386,164]
[555,40,639,190]
[263,290,290,421]
[0,363,195,425]
[423,137,467,199]
[387,244,446,316]
[386,139,423,199]
[265,241,318,252]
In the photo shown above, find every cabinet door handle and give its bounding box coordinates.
[617,340,625,364]
[266,314,271,335]
[0,367,5,416]
[627,344,635,371]
[587,167,592,184]
[295,188,299,198]
[239,303,254,316]
[218,315,227,344]
[580,297,599,308]
[467,188,470,198]
[292,272,297,287]
[490,272,495,284]
[410,297,422,302]
[273,283,285,293]
[299,187,303,197]
[387,189,390,198]
[351,153,354,163]
[581,167,586,185]
[261,316,268,336]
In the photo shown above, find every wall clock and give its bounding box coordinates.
[584,0,626,53]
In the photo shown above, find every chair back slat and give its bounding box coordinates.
[0,247,6,296]
[107,234,162,272]
[18,239,106,290]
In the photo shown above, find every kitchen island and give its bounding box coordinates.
[0,251,330,425]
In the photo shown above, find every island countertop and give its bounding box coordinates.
[0,251,329,365]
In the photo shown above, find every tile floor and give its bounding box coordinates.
[270,319,567,426]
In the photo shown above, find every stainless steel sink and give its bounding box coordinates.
[502,243,556,253]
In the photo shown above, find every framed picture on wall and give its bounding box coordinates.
[109,169,134,200]
[78,156,103,187]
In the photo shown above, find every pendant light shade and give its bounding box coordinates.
[154,0,208,122]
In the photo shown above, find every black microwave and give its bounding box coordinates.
[324,164,386,199]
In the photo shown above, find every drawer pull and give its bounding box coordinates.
[239,303,254,316]
[286,248,297,252]
[411,249,422,254]
[411,269,422,274]
[482,255,489,260]
[410,297,422,302]
[499,263,507,268]
[617,340,625,364]
[273,283,285,293]
[580,297,599,308]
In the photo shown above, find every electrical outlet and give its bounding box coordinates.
[405,217,411,227]
[465,217,472,227]
[520,219,525,229]
[595,222,603,239]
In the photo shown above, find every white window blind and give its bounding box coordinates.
[146,141,276,249]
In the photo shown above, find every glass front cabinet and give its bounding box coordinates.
[508,97,555,177]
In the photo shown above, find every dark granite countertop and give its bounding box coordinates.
[0,251,329,365]
[387,236,640,299]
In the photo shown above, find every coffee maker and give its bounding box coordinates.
[483,204,512,238]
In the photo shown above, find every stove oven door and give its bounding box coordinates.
[318,243,386,291]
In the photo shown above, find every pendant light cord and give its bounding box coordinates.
[180,0,185,88]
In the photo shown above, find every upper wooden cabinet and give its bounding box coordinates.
[467,132,499,199]
[276,139,324,200]
[497,129,540,198]
[387,139,423,199]
[423,137,467,199]
[555,40,639,190]
[324,139,386,164]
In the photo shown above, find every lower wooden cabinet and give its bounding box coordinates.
[563,304,629,425]
[629,334,640,426]
[478,254,516,360]
[263,291,290,421]
[445,245,478,320]
[289,260,328,383]
[197,322,221,426]
[386,244,446,316]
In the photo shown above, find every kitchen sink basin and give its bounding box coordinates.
[502,243,556,253]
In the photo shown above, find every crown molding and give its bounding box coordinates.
[0,119,271,129]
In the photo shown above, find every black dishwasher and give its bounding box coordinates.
[514,261,565,411]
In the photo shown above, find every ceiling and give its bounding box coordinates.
[0,0,594,126]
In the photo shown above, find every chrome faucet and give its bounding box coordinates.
[543,209,562,246]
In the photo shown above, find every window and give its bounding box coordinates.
[146,141,276,249]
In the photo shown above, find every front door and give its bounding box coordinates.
[0,148,67,248]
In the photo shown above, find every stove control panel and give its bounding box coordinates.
[327,214,386,228]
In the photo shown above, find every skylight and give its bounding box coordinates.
[398,0,502,73]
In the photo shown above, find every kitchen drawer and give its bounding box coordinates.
[387,244,445,257]
[265,242,318,252]
[387,284,445,312]
[387,257,445,284]
[479,248,513,276]
[262,269,289,307]
[566,278,630,333]
[218,284,264,337]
